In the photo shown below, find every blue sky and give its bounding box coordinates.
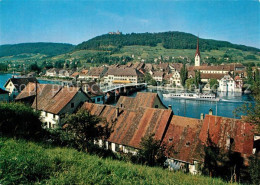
[0,0,259,48]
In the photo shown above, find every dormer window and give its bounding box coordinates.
[71,103,74,108]
[168,138,173,142]
[186,142,190,147]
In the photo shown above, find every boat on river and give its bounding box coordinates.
[163,92,220,101]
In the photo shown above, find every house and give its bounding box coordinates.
[82,92,173,154]
[4,77,38,100]
[15,82,92,128]
[81,82,104,104]
[200,73,225,83]
[152,71,165,82]
[163,116,204,174]
[169,63,183,73]
[170,71,182,87]
[46,68,60,77]
[104,67,144,84]
[234,76,243,92]
[218,74,235,92]
[78,69,89,81]
[0,88,9,102]
[86,67,108,81]
[163,112,255,174]
[59,69,73,78]
[70,72,80,80]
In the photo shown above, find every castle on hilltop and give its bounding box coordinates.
[108,30,122,35]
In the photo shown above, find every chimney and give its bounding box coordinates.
[209,108,213,115]
[168,105,172,109]
[200,113,204,120]
[116,107,119,117]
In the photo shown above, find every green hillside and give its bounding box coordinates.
[76,31,260,52]
[0,138,230,185]
[0,42,75,57]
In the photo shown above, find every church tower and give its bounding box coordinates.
[195,37,201,66]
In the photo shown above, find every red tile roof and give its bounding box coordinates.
[199,115,255,156]
[163,116,204,163]
[82,102,173,149]
[116,92,167,110]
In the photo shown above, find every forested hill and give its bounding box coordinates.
[0,42,75,57]
[75,31,260,52]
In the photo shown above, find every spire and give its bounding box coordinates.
[195,37,200,57]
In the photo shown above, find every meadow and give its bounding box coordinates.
[0,138,231,185]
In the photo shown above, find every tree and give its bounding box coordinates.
[180,64,188,87]
[63,109,111,152]
[138,133,165,166]
[0,102,44,139]
[144,72,153,83]
[194,70,201,88]
[209,79,219,90]
[29,62,41,73]
[185,78,195,90]
[246,66,254,86]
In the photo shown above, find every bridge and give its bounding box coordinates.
[100,83,147,93]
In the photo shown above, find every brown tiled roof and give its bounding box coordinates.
[71,72,79,77]
[163,116,204,163]
[82,102,173,149]
[88,67,106,76]
[153,71,164,77]
[15,82,38,100]
[170,63,183,72]
[199,115,255,156]
[200,73,225,80]
[116,92,167,110]
[105,67,144,77]
[47,68,60,73]
[188,65,231,72]
[4,77,38,92]
[16,83,90,114]
[80,69,89,75]
[31,84,86,114]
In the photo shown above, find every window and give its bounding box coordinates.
[53,114,55,119]
[168,138,173,142]
[97,97,100,102]
[71,103,74,108]
[186,142,190,146]
[45,112,47,116]
[155,105,159,108]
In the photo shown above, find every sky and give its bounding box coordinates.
[0,0,259,48]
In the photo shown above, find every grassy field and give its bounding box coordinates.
[0,138,232,185]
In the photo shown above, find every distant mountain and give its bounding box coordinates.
[75,31,260,52]
[0,42,75,57]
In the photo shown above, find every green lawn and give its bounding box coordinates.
[0,138,232,185]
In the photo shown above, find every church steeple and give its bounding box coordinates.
[195,37,201,66]
[195,37,200,57]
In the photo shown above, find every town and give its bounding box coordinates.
[0,0,260,184]
[0,38,259,183]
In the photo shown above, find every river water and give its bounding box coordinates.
[0,73,254,119]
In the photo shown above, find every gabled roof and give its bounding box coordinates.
[4,77,38,92]
[200,73,225,80]
[82,102,173,149]
[116,92,167,110]
[153,71,164,77]
[87,67,107,76]
[0,88,9,94]
[105,67,144,77]
[163,116,204,163]
[199,115,255,156]
[31,85,87,114]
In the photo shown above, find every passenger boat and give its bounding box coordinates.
[163,93,220,101]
